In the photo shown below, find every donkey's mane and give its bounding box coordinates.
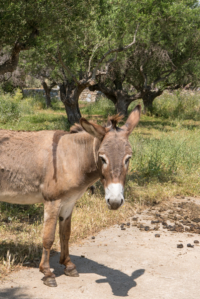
[108,114,124,129]
[70,123,84,134]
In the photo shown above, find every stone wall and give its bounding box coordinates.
[23,87,103,102]
[23,88,60,99]
[79,88,102,102]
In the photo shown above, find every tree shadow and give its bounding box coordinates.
[139,119,176,132]
[53,254,145,297]
[140,119,200,132]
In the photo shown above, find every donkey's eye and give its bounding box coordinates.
[100,156,107,164]
[125,157,131,165]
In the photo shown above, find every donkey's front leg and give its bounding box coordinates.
[39,200,61,287]
[59,213,79,277]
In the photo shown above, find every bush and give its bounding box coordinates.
[0,92,21,123]
[153,91,200,120]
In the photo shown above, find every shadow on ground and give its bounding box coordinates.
[54,254,145,297]
[0,287,42,299]
[0,253,145,297]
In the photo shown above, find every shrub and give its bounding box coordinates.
[0,92,21,123]
[153,91,200,120]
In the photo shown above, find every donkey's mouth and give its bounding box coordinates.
[107,200,123,210]
[105,183,124,210]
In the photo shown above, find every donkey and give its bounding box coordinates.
[0,105,141,287]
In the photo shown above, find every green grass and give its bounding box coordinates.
[153,90,200,120]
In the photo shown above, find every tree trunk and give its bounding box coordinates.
[63,101,81,124]
[89,83,117,105]
[0,29,39,76]
[114,79,123,91]
[142,94,154,114]
[60,82,84,124]
[42,82,52,108]
[142,90,163,114]
[115,93,131,117]
[89,83,141,116]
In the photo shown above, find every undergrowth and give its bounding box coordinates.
[153,90,200,120]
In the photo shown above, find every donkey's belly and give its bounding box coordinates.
[0,191,44,204]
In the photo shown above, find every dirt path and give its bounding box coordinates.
[1,197,200,299]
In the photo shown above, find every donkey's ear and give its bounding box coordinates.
[121,105,141,136]
[80,118,106,140]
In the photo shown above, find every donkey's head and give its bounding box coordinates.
[80,105,141,210]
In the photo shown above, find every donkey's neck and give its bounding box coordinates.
[61,131,101,186]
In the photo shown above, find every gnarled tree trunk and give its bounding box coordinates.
[60,82,84,124]
[115,91,136,116]
[90,83,141,116]
[142,90,163,114]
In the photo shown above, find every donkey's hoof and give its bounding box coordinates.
[43,277,57,287]
[64,268,79,277]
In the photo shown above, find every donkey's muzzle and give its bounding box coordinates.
[107,198,124,210]
[105,183,124,210]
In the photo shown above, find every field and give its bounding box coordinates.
[0,90,200,278]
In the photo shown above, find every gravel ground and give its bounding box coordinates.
[0,197,200,299]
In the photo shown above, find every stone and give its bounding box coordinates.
[155,234,160,238]
[177,244,184,248]
[187,243,194,248]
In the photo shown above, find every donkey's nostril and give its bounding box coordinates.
[107,199,110,205]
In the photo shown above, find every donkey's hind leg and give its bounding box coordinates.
[39,200,61,287]
[59,213,79,277]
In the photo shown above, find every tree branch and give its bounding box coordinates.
[140,65,147,88]
[153,70,174,86]
[1,73,12,83]
[0,29,39,76]
[91,24,139,80]
[96,53,118,77]
[57,51,79,85]
[87,43,101,75]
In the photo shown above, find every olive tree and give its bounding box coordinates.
[90,0,200,115]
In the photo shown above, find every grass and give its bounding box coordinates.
[152,90,200,120]
[1,90,200,278]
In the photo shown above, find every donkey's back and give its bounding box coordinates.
[0,130,56,204]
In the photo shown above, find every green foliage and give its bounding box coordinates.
[0,92,21,123]
[13,88,23,102]
[28,94,47,110]
[153,91,200,120]
[123,0,200,89]
[1,81,15,93]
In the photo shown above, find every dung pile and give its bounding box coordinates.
[122,199,200,235]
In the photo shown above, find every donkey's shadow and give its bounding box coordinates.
[54,254,145,297]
